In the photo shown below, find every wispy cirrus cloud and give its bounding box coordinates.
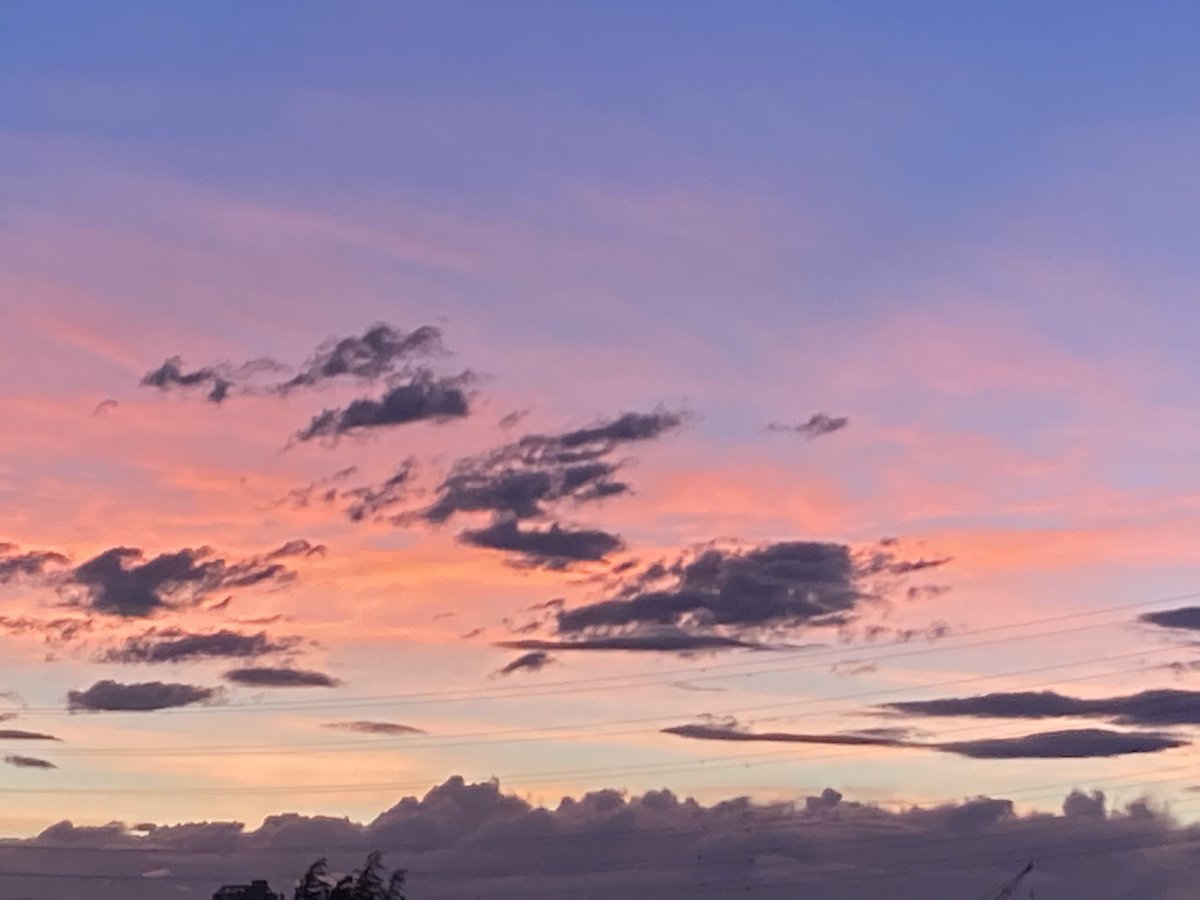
[766,412,849,439]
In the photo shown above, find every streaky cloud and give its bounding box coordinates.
[223,667,340,688]
[322,720,426,735]
[663,717,1187,759]
[766,412,849,439]
[67,680,220,712]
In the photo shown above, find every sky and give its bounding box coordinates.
[4,2,1200,897]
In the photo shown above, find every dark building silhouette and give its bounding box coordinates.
[213,880,281,900]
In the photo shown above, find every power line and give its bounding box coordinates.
[1,653,1197,804]
[19,641,1183,758]
[9,587,1193,718]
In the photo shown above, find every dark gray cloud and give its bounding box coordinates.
[67,680,219,712]
[280,324,443,392]
[103,628,301,664]
[91,398,119,416]
[422,410,685,525]
[881,688,1200,728]
[358,409,683,566]
[321,721,426,735]
[462,519,623,568]
[0,543,68,584]
[142,323,440,404]
[938,729,1186,759]
[0,729,61,741]
[295,371,472,442]
[535,539,948,650]
[223,667,340,688]
[280,467,360,510]
[664,718,1187,759]
[4,754,55,769]
[343,460,417,522]
[0,776,1196,900]
[664,720,907,748]
[140,358,233,404]
[495,651,553,676]
[767,413,849,439]
[67,540,314,617]
[498,629,764,653]
[0,614,95,647]
[1141,606,1200,631]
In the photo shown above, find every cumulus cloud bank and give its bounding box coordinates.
[0,777,1195,900]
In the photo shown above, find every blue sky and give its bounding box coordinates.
[4,4,1200,897]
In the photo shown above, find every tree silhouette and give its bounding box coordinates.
[297,852,402,900]
[351,851,386,900]
[386,869,407,900]
[294,858,331,900]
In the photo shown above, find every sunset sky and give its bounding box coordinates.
[5,3,1200,897]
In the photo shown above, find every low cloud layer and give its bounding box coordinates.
[103,628,300,664]
[223,667,340,688]
[664,717,1187,759]
[67,540,317,617]
[766,412,849,439]
[0,777,1195,900]
[67,680,220,712]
